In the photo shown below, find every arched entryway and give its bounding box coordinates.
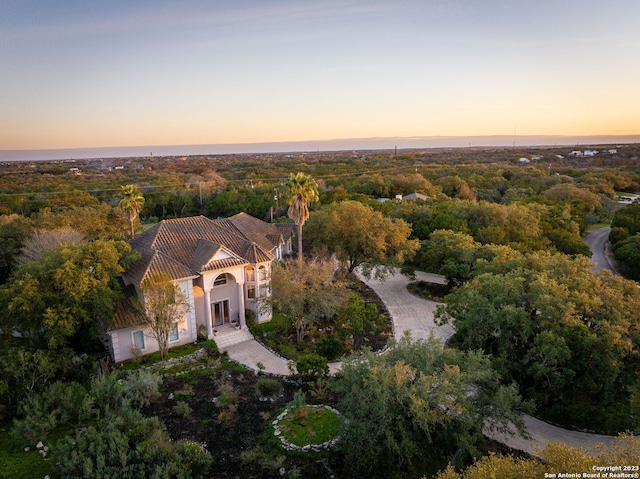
[203,272,247,337]
[210,273,235,327]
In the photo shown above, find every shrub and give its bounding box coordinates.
[202,339,219,357]
[216,380,240,423]
[295,353,329,382]
[174,441,213,477]
[53,414,213,479]
[89,373,124,413]
[216,380,239,407]
[288,389,308,420]
[245,308,256,326]
[12,381,88,443]
[121,370,162,409]
[278,344,300,361]
[316,337,344,360]
[610,226,630,246]
[288,389,307,410]
[197,324,208,340]
[256,378,282,400]
[173,400,191,417]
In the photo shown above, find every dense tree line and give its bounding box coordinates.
[430,231,640,433]
[610,202,640,279]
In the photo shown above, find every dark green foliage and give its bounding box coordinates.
[244,308,256,326]
[14,369,216,479]
[202,339,219,357]
[613,233,640,280]
[295,353,329,382]
[0,343,94,419]
[53,413,212,479]
[11,370,161,445]
[333,335,526,478]
[315,337,344,360]
[610,204,640,279]
[255,378,282,399]
[0,239,131,352]
[611,202,640,236]
[142,191,197,220]
[12,381,89,443]
[437,251,640,432]
[0,214,32,284]
[204,186,274,221]
[609,226,630,245]
[337,296,383,350]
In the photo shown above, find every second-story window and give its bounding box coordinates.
[246,266,255,282]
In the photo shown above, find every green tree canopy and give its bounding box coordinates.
[436,251,640,432]
[135,273,189,360]
[0,240,133,351]
[266,257,349,341]
[305,200,419,277]
[333,334,526,477]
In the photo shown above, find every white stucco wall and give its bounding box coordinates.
[109,278,195,363]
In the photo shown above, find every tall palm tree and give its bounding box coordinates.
[282,172,319,260]
[119,185,145,238]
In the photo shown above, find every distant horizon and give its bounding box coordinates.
[1,134,639,162]
[3,2,639,154]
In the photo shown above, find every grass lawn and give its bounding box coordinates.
[276,406,342,447]
[586,223,611,231]
[119,340,205,370]
[0,423,53,479]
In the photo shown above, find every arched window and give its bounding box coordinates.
[246,266,255,282]
[258,265,267,282]
[213,273,228,287]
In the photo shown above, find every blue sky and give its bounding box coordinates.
[2,0,639,150]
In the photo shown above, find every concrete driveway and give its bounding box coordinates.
[362,270,454,343]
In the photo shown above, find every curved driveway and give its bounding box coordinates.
[225,269,619,456]
[361,270,618,456]
[584,226,615,272]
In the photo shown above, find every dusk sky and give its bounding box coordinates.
[2,0,639,151]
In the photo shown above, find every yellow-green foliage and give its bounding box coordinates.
[434,435,640,479]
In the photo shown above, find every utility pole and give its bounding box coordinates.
[274,188,279,219]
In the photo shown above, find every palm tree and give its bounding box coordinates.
[119,185,145,238]
[282,172,319,260]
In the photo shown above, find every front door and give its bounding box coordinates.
[212,300,229,327]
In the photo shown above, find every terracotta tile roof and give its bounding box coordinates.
[127,249,197,285]
[227,212,293,253]
[201,257,248,272]
[275,222,296,237]
[190,239,222,271]
[110,284,144,331]
[243,243,274,264]
[125,214,278,285]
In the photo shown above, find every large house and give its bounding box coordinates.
[106,213,294,363]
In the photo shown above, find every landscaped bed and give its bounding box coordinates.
[273,404,344,452]
[142,355,346,478]
[249,275,393,361]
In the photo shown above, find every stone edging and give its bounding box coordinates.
[272,405,345,452]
